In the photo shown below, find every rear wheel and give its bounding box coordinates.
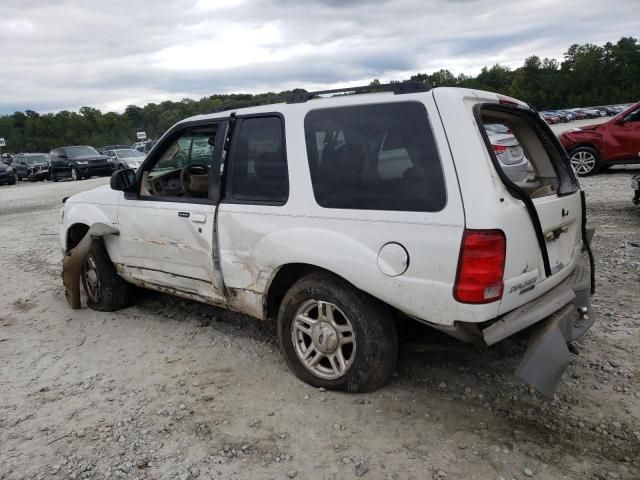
[71,167,79,181]
[82,239,133,311]
[277,272,398,393]
[570,146,600,176]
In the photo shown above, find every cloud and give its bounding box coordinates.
[0,0,637,113]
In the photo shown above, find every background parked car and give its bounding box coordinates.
[97,144,131,154]
[0,162,17,185]
[131,140,156,154]
[540,112,560,124]
[558,101,640,175]
[11,153,50,181]
[49,146,113,181]
[484,123,529,182]
[104,149,146,171]
[2,153,14,165]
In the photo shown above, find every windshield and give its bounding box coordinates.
[27,155,48,164]
[114,149,144,158]
[64,146,99,157]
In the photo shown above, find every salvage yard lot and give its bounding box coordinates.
[1,162,639,479]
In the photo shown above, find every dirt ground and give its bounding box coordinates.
[1,144,639,479]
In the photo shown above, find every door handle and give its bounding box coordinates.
[178,212,206,223]
[190,213,207,223]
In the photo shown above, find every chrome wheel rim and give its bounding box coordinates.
[71,168,78,181]
[291,300,356,380]
[82,256,101,303]
[570,151,596,175]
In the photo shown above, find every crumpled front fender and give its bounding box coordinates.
[62,223,119,309]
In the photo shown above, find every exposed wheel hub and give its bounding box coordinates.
[311,322,339,354]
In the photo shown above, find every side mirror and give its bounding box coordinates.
[614,117,625,125]
[110,168,137,193]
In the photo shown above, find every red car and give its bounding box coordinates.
[558,102,640,175]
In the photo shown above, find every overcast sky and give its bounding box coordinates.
[0,0,637,114]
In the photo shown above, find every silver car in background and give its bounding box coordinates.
[104,149,146,171]
[484,123,529,183]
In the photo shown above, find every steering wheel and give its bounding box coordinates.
[180,163,210,196]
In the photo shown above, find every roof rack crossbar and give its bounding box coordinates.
[204,80,432,113]
[286,80,432,104]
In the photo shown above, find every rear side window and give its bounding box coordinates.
[304,102,446,212]
[229,116,288,204]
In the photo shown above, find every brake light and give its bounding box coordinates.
[492,144,507,155]
[454,229,506,304]
[497,95,521,108]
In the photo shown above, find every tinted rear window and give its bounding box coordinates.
[304,102,446,212]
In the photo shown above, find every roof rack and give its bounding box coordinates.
[206,80,432,113]
[286,80,432,104]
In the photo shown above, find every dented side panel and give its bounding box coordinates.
[115,198,225,304]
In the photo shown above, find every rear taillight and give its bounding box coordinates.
[454,229,506,304]
[492,144,507,156]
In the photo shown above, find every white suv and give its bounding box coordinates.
[60,82,595,396]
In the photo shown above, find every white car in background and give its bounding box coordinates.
[484,123,529,182]
[104,149,146,171]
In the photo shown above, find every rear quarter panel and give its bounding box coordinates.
[433,88,583,316]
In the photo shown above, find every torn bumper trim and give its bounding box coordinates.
[482,256,592,346]
[482,256,595,397]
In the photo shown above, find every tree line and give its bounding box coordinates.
[1,37,638,153]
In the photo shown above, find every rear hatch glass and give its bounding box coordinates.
[477,105,580,280]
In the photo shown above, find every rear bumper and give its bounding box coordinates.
[482,256,594,397]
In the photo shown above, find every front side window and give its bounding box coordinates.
[624,108,640,123]
[304,102,446,212]
[140,126,218,199]
[228,116,288,204]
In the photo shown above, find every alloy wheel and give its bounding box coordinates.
[291,299,356,380]
[570,151,597,175]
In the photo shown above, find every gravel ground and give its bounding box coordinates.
[1,153,639,480]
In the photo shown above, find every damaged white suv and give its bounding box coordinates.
[60,82,595,396]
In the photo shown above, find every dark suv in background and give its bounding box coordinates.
[11,153,50,181]
[49,146,113,181]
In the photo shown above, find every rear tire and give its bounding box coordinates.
[569,146,601,176]
[277,272,398,393]
[82,239,133,311]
